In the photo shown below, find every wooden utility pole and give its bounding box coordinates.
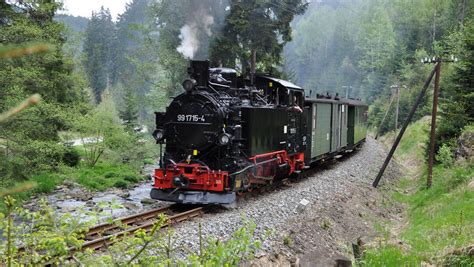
[374,55,457,188]
[427,62,441,188]
[423,55,457,188]
[342,85,353,99]
[251,49,256,74]
[372,67,436,188]
[375,93,395,140]
[395,85,400,130]
[250,49,257,85]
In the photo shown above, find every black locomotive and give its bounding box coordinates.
[151,60,367,204]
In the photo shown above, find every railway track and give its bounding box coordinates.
[16,205,203,265]
[77,205,204,251]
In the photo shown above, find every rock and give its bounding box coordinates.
[63,180,76,189]
[455,129,473,160]
[61,206,76,213]
[299,248,352,267]
[140,198,155,205]
[296,199,310,213]
[119,192,131,199]
[352,237,365,260]
[69,189,93,201]
[469,179,474,189]
[123,202,139,210]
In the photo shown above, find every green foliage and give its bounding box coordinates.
[283,235,292,246]
[54,14,89,34]
[75,217,262,265]
[366,118,474,265]
[369,164,473,265]
[0,198,96,265]
[210,0,308,73]
[30,173,65,194]
[359,245,420,266]
[0,196,262,265]
[287,0,473,139]
[73,95,149,167]
[379,116,430,167]
[113,180,129,189]
[103,171,118,178]
[84,0,181,123]
[62,147,81,167]
[436,144,454,167]
[83,7,117,103]
[123,174,139,183]
[73,162,139,191]
[321,219,331,230]
[443,252,474,266]
[118,86,139,130]
[193,220,262,266]
[0,1,88,180]
[436,19,474,152]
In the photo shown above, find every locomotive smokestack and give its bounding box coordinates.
[188,60,210,87]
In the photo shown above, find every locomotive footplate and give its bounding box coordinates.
[150,188,236,204]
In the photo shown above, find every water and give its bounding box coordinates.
[29,180,165,223]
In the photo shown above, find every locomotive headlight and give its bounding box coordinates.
[182,79,197,93]
[217,133,231,146]
[152,129,164,141]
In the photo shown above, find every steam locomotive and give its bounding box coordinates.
[151,60,367,205]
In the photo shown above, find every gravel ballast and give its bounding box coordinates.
[166,136,403,263]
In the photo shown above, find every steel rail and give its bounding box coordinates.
[85,206,172,238]
[78,207,204,251]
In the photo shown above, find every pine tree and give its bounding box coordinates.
[119,87,139,130]
[437,19,474,148]
[0,0,86,177]
[83,7,117,103]
[209,0,308,73]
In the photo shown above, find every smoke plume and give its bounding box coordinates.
[176,10,215,59]
[177,25,200,59]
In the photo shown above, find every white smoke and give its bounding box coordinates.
[202,14,214,36]
[176,13,214,59]
[177,24,199,59]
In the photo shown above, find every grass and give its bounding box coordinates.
[361,119,474,265]
[361,245,421,266]
[0,172,67,209]
[379,116,430,168]
[402,164,473,260]
[73,162,143,191]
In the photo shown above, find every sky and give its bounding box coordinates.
[59,0,130,21]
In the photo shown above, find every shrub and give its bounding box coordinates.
[3,140,65,179]
[104,172,118,178]
[123,175,139,183]
[62,148,81,167]
[283,235,292,246]
[143,158,155,165]
[436,144,454,167]
[1,196,263,265]
[31,173,64,194]
[114,180,129,189]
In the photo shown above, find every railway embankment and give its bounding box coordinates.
[357,119,473,265]
[165,135,405,265]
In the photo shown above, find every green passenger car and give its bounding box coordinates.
[304,95,367,166]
